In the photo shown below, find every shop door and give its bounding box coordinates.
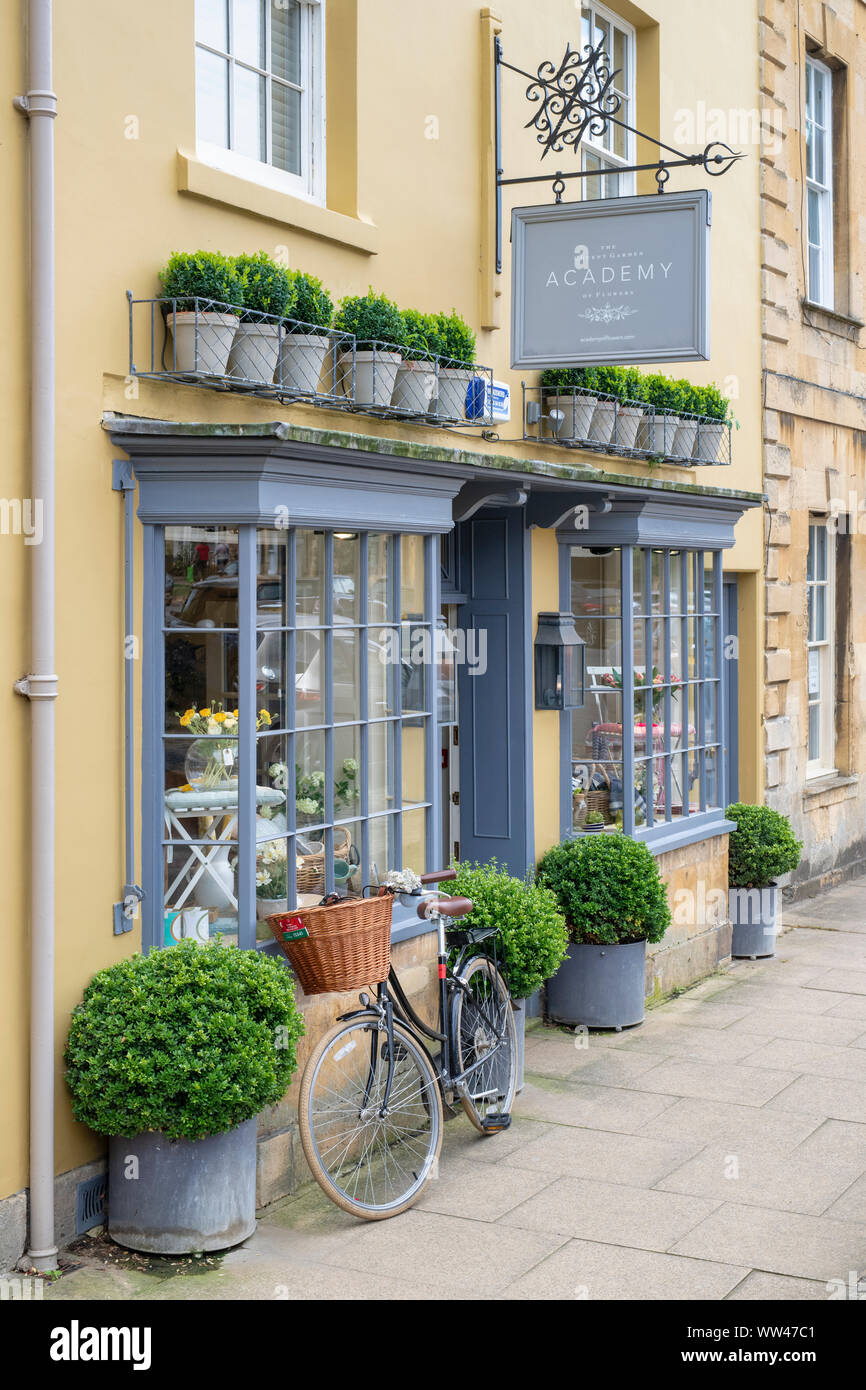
[455,509,531,875]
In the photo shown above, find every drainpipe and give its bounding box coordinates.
[13,0,58,1270]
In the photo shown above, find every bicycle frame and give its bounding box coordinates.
[338,905,511,1107]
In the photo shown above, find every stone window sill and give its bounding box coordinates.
[803,772,859,805]
[176,151,379,256]
[801,299,863,339]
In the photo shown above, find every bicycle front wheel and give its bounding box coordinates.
[299,1016,443,1220]
[450,956,517,1132]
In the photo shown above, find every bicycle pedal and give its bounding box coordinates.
[480,1111,511,1133]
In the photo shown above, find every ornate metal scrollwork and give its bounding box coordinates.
[524,39,622,160]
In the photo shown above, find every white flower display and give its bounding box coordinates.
[383,867,423,894]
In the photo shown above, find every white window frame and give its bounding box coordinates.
[579,2,636,199]
[805,56,834,308]
[806,517,836,779]
[195,0,326,205]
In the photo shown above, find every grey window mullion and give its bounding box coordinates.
[622,546,635,837]
[285,529,297,906]
[323,531,335,895]
[680,551,690,819]
[713,551,725,810]
[359,534,370,892]
[643,548,653,830]
[393,538,403,868]
[423,533,438,872]
[147,526,165,951]
[238,525,257,949]
[696,553,706,812]
[663,550,673,824]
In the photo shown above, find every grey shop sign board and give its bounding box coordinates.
[510,189,711,369]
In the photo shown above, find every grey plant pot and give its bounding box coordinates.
[729,882,778,959]
[546,939,647,1030]
[108,1119,257,1254]
[512,998,526,1094]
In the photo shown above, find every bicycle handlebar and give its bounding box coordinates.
[419,868,457,884]
[417,896,474,920]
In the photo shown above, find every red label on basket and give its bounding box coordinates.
[279,915,308,941]
[281,927,309,942]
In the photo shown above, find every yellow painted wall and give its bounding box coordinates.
[1,0,764,1202]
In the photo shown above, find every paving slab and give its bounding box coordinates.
[724,1271,834,1301]
[617,1056,799,1107]
[44,1265,171,1300]
[726,1007,866,1047]
[613,1021,775,1064]
[499,1123,705,1188]
[768,1074,866,1124]
[517,1076,678,1132]
[638,1097,823,1154]
[656,1145,865,1216]
[501,1238,749,1302]
[738,1036,866,1082]
[670,1203,866,1281]
[415,1154,557,1222]
[498,1175,719,1252]
[822,1174,866,1225]
[792,1119,866,1167]
[804,967,866,996]
[826,996,866,1020]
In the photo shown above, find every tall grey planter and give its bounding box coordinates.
[512,998,526,1094]
[108,1119,257,1254]
[729,882,778,959]
[546,940,647,1030]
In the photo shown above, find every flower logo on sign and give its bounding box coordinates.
[577,304,638,324]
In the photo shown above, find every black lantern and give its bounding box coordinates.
[534,612,585,711]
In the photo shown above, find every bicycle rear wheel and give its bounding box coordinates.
[299,1015,443,1219]
[450,956,517,1132]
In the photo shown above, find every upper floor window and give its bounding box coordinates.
[580,3,635,199]
[805,56,833,308]
[195,0,325,202]
[806,518,835,777]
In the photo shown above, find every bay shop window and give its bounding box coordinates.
[152,524,440,950]
[566,543,726,844]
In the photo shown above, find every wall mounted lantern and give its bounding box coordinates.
[534,612,585,710]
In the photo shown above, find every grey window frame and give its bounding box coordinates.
[145,522,440,953]
[560,541,729,853]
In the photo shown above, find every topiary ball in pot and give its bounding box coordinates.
[65,939,304,1253]
[536,835,670,1029]
[333,289,408,405]
[447,860,568,1091]
[158,250,244,375]
[228,251,292,381]
[725,802,802,959]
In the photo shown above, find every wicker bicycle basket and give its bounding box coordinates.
[266,890,393,995]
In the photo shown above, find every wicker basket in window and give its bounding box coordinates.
[295,826,352,895]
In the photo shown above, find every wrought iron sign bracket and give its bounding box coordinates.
[494,35,744,273]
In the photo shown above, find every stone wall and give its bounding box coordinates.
[646,832,732,998]
[759,0,866,897]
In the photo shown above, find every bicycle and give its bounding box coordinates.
[297,868,518,1219]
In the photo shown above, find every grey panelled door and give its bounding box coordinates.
[456,509,531,875]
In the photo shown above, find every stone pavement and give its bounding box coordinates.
[47,879,866,1302]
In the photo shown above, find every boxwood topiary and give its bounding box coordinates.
[536,834,671,945]
[233,251,292,320]
[287,270,335,333]
[725,802,802,889]
[401,307,436,362]
[446,860,568,999]
[158,250,244,313]
[434,309,477,366]
[64,940,305,1142]
[334,289,408,350]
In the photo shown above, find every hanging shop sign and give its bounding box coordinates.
[510,189,711,369]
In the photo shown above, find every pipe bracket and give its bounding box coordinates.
[14,673,59,700]
[13,90,58,118]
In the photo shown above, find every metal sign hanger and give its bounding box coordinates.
[494,35,744,273]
